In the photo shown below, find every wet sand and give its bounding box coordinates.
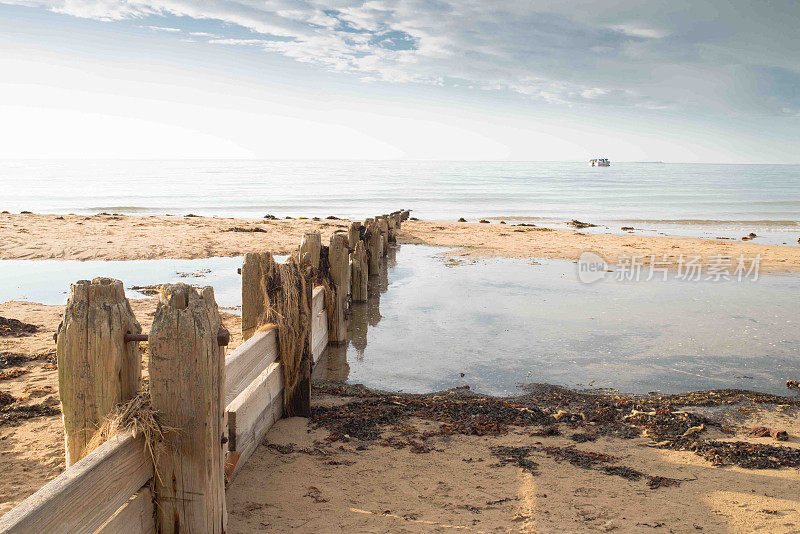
[1,213,799,271]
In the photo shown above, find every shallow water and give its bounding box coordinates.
[314,245,800,396]
[2,247,798,396]
[0,257,248,309]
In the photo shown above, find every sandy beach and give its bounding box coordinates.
[2,212,800,532]
[1,212,799,272]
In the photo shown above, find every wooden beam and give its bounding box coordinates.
[56,278,142,466]
[149,284,226,534]
[95,485,155,534]
[311,286,328,362]
[224,325,278,407]
[227,361,283,458]
[0,432,153,534]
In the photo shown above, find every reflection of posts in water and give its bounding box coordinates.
[314,243,398,378]
[367,275,382,328]
[377,244,396,294]
[349,302,369,360]
[314,343,351,382]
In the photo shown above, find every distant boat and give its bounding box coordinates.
[590,158,610,167]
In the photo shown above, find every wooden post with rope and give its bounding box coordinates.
[149,284,227,534]
[56,277,141,466]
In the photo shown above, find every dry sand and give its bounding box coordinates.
[1,212,799,271]
[2,211,800,531]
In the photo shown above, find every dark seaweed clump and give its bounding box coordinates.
[312,384,552,444]
[490,444,681,490]
[0,391,60,426]
[0,317,38,337]
[0,352,29,369]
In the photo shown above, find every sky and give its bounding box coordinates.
[0,1,798,162]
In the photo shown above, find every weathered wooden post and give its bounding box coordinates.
[364,219,381,275]
[299,232,321,269]
[350,240,368,302]
[241,253,270,341]
[328,233,350,343]
[149,284,226,534]
[377,215,390,256]
[56,277,141,466]
[347,221,361,250]
[387,213,399,243]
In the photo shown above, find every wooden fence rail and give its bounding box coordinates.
[0,209,409,534]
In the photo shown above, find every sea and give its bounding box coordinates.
[2,159,799,244]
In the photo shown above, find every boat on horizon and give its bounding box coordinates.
[590,158,610,167]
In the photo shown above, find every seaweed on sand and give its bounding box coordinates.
[311,383,552,443]
[0,391,60,426]
[314,382,800,471]
[0,317,37,337]
[0,352,29,369]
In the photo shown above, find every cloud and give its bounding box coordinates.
[5,0,800,116]
[141,25,181,32]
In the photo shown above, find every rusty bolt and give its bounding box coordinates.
[217,328,230,347]
[124,333,149,343]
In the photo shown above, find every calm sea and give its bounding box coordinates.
[3,160,799,243]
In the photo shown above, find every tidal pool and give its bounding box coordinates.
[314,245,800,396]
[2,247,798,396]
[0,256,249,309]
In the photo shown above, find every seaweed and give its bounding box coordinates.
[0,352,29,369]
[0,317,38,337]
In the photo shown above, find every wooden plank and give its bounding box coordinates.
[224,325,278,407]
[149,284,226,534]
[230,396,282,481]
[311,308,328,363]
[226,362,284,480]
[312,286,325,316]
[0,432,153,534]
[95,485,155,534]
[227,361,282,449]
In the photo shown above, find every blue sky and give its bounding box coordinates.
[1,1,798,162]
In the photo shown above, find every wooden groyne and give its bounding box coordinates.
[0,210,410,534]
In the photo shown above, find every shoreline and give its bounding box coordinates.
[1,212,799,272]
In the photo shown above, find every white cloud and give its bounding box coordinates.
[610,24,668,39]
[4,0,799,116]
[141,25,181,32]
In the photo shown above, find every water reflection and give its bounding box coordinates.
[312,245,800,396]
[315,245,396,377]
